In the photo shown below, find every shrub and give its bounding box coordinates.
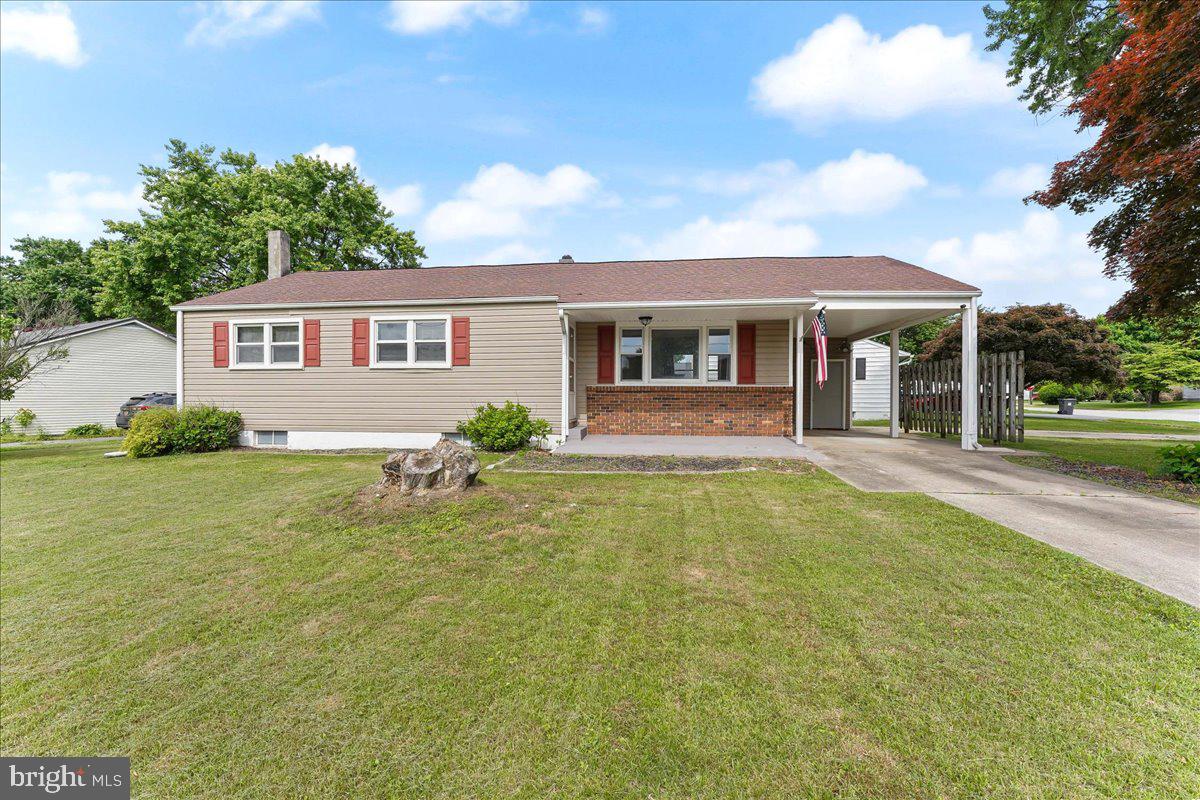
[172,405,242,453]
[1106,385,1136,403]
[14,408,36,429]
[456,401,552,451]
[1160,444,1200,484]
[123,405,242,458]
[1036,381,1068,405]
[0,418,12,436]
[65,423,106,437]
[124,408,177,458]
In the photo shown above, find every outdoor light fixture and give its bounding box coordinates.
[638,315,653,326]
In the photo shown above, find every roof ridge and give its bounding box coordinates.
[285,255,872,275]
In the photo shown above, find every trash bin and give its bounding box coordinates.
[1057,397,1076,415]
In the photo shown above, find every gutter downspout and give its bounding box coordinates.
[175,310,184,409]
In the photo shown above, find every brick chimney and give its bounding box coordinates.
[267,230,292,280]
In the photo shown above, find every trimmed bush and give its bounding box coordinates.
[65,423,106,437]
[1036,381,1069,405]
[172,405,242,453]
[123,405,242,458]
[124,408,178,458]
[456,401,552,451]
[1160,443,1200,484]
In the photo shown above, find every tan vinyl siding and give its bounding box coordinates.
[181,301,564,435]
[753,320,790,385]
[0,324,176,434]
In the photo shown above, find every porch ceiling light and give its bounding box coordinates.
[638,315,653,327]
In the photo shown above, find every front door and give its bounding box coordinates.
[810,359,846,429]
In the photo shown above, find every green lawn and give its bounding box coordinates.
[857,415,1200,435]
[1009,437,1177,474]
[2,443,1198,798]
[1032,399,1200,412]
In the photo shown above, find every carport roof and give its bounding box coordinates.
[176,256,979,309]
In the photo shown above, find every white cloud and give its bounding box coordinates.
[186,1,320,47]
[747,151,927,220]
[751,14,1010,125]
[304,143,358,169]
[387,1,527,35]
[4,171,144,246]
[475,241,548,264]
[0,2,85,67]
[424,163,600,242]
[925,211,1103,283]
[379,183,423,217]
[685,151,927,219]
[578,6,610,34]
[640,217,819,260]
[982,163,1050,197]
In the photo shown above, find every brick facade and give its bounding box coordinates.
[585,385,794,436]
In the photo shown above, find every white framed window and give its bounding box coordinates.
[370,315,451,368]
[619,328,644,382]
[255,430,288,446]
[615,324,736,385]
[231,319,303,369]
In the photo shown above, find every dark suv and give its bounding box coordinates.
[116,393,176,429]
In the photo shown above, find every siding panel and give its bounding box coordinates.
[181,302,564,435]
[0,325,176,434]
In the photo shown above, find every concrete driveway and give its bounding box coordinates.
[805,429,1200,607]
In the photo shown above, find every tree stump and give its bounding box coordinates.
[380,438,481,496]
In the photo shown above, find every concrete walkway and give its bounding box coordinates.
[805,428,1200,607]
[555,434,811,459]
[1024,430,1200,441]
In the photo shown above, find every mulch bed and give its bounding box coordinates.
[1012,455,1200,502]
[499,450,814,474]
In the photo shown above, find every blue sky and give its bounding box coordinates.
[1,1,1121,314]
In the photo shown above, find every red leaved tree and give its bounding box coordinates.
[1032,0,1199,319]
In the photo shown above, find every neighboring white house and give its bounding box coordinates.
[1,319,176,434]
[851,338,911,420]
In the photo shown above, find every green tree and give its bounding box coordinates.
[1122,343,1200,405]
[0,237,100,322]
[922,303,1122,386]
[873,315,956,357]
[983,1,1127,115]
[93,140,426,330]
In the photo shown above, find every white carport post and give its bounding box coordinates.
[794,313,804,444]
[888,328,900,438]
[559,309,570,446]
[960,297,980,450]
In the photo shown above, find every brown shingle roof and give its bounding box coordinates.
[176,256,979,308]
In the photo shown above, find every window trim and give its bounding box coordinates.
[614,323,738,386]
[229,317,305,370]
[369,314,452,369]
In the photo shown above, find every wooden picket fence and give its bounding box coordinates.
[900,350,1024,443]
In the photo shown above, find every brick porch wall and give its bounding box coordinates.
[586,385,794,436]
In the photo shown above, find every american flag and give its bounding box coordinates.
[810,309,828,388]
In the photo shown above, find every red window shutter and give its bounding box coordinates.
[212,322,229,367]
[597,324,615,383]
[352,318,370,366]
[451,317,470,366]
[304,319,321,366]
[737,323,756,384]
